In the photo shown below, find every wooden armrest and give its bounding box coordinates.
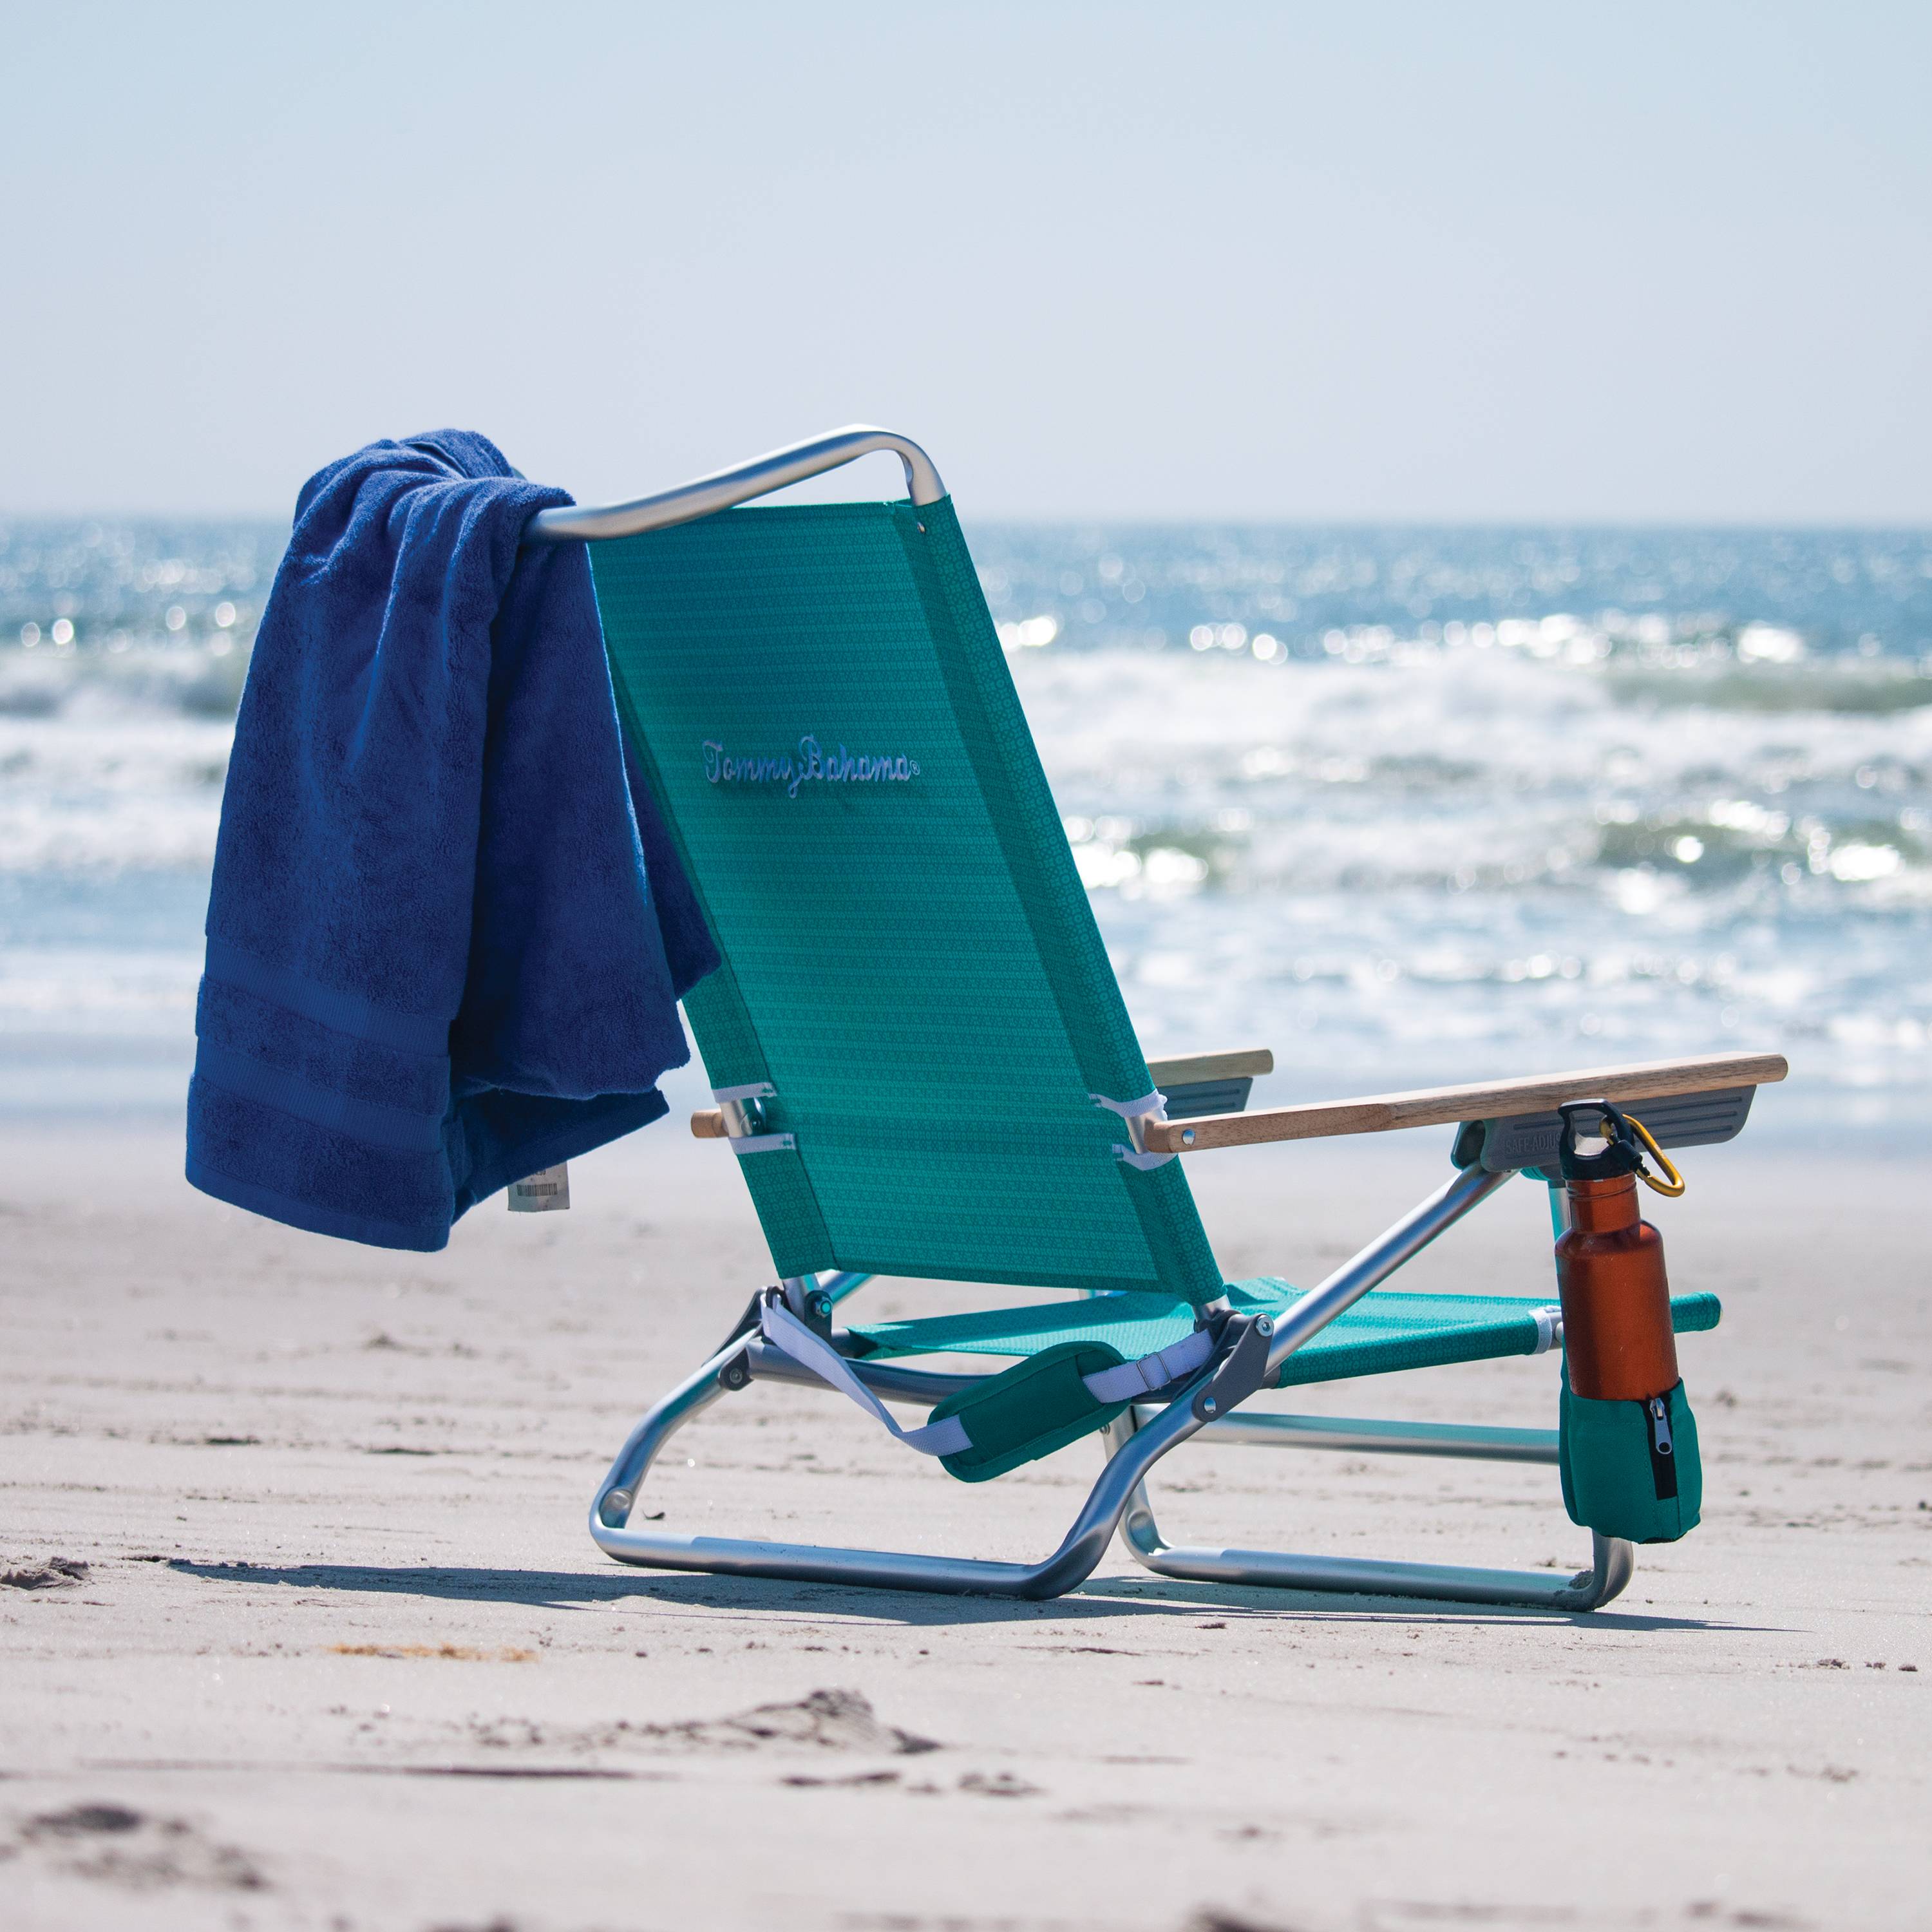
[690,1109,729,1139]
[1138,1052,1788,1154]
[1144,1046,1274,1087]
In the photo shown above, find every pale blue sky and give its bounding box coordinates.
[5,3,1929,520]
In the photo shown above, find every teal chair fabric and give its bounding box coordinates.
[593,498,1220,1302]
[849,1285,1721,1388]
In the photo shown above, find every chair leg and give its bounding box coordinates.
[585,1333,1631,1609]
[585,1342,1217,1600]
[1101,1412,1636,1612]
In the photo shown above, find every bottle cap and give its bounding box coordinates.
[1557,1100,1643,1182]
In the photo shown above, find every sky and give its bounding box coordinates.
[5,3,1930,522]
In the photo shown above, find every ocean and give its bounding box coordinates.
[4,517,1929,1146]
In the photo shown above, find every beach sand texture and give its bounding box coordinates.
[2,1119,1926,1931]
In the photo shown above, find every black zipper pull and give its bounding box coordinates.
[1646,1393,1679,1501]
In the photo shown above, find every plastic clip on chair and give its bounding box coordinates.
[522,426,1787,1609]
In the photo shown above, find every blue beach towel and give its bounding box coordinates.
[186,431,717,1251]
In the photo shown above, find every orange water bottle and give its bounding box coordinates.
[1553,1101,1682,1403]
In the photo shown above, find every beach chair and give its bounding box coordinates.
[522,428,1785,1609]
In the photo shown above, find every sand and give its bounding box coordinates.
[2,1104,1927,1932]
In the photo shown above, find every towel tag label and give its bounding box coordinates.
[507,1163,571,1213]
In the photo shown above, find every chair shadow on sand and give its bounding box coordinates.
[167,1559,1762,1635]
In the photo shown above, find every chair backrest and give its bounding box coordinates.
[591,495,1223,1303]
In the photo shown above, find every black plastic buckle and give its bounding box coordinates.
[718,1283,840,1393]
[1188,1311,1276,1422]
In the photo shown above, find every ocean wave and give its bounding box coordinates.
[972,523,1932,662]
[1605,659,1932,715]
[0,638,251,721]
[0,711,229,871]
[5,520,1930,1122]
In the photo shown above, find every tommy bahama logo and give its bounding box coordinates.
[703,735,921,799]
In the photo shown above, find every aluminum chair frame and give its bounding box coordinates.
[590,1162,1634,1610]
[547,424,1765,1613]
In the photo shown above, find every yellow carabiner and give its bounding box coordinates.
[1623,1113,1686,1197]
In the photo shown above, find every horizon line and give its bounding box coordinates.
[3,506,1931,536]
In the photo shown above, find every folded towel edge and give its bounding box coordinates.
[192,1045,447,1154]
[185,1155,451,1253]
[204,935,451,1057]
[453,1088,671,1212]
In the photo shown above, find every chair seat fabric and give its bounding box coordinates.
[848,1282,1722,1389]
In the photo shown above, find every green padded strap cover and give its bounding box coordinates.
[928,1339,1131,1484]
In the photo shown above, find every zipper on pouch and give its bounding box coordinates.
[1646,1393,1679,1501]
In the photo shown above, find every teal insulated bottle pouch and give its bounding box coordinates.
[1558,1366,1703,1543]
